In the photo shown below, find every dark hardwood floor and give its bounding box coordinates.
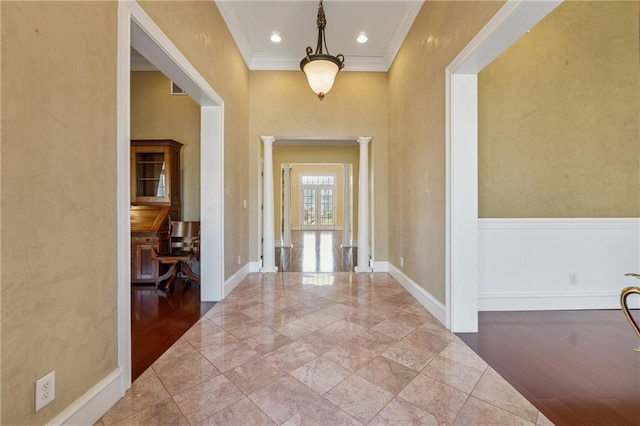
[276,230,357,272]
[458,309,640,426]
[131,279,215,381]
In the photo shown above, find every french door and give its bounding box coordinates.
[301,184,335,230]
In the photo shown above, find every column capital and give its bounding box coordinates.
[261,136,275,147]
[357,136,372,147]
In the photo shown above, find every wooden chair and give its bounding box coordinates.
[153,220,200,292]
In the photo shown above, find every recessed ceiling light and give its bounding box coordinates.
[270,33,282,43]
[356,34,368,44]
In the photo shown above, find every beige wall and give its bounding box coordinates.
[479,1,640,218]
[250,71,388,261]
[139,1,250,278]
[388,1,504,304]
[273,151,357,241]
[1,1,249,423]
[1,2,119,424]
[131,71,201,220]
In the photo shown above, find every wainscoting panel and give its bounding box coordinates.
[478,218,640,311]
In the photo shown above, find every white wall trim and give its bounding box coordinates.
[389,263,446,326]
[249,261,261,273]
[372,261,389,273]
[445,0,563,332]
[225,263,251,297]
[479,291,640,311]
[478,218,640,311]
[52,369,124,426]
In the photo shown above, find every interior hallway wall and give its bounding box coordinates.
[388,1,505,304]
[249,71,388,263]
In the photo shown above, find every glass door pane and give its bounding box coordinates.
[302,188,316,227]
[319,188,334,227]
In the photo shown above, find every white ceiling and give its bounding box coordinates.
[131,1,424,73]
[216,0,424,72]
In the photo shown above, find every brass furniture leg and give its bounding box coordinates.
[620,273,640,352]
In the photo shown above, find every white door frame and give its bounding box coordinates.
[117,0,225,388]
[445,0,562,332]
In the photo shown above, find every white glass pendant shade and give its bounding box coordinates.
[302,59,339,98]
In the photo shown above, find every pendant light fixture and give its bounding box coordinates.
[300,0,345,100]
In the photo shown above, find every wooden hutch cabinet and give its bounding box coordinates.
[130,139,182,283]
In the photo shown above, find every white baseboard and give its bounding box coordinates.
[372,261,389,272]
[249,261,261,273]
[388,263,447,326]
[52,368,124,426]
[479,218,640,311]
[225,263,251,297]
[479,291,640,311]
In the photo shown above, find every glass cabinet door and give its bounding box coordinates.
[131,147,171,204]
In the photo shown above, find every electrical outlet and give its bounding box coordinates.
[35,371,55,412]
[569,273,578,286]
[237,255,241,265]
[400,257,404,267]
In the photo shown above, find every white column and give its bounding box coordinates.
[260,136,278,273]
[342,164,351,247]
[355,137,372,272]
[283,163,292,247]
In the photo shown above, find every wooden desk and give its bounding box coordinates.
[131,205,170,283]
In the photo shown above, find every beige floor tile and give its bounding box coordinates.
[537,411,556,426]
[290,357,352,395]
[297,330,345,356]
[151,339,199,374]
[371,319,415,340]
[325,374,394,424]
[99,375,171,425]
[196,397,276,425]
[381,339,437,371]
[321,319,368,338]
[190,330,239,353]
[248,375,321,424]
[263,341,318,371]
[182,317,224,343]
[224,356,286,395]
[208,341,259,372]
[242,328,293,354]
[398,373,469,424]
[403,328,451,354]
[439,337,488,371]
[239,303,277,319]
[453,396,535,426]
[322,341,377,372]
[387,311,426,328]
[356,356,418,394]
[173,375,244,425]
[281,397,363,426]
[225,319,275,340]
[368,396,439,425]
[298,310,342,328]
[210,311,256,330]
[273,318,319,339]
[154,350,220,396]
[347,330,397,355]
[422,354,485,394]
[109,398,189,426]
[471,368,539,423]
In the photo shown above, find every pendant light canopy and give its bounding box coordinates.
[300,0,345,100]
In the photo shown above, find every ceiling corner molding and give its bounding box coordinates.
[215,0,253,69]
[342,57,388,72]
[250,55,300,71]
[383,0,424,69]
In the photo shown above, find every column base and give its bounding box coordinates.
[260,266,278,273]
[354,265,372,273]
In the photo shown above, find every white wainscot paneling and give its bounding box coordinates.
[478,219,640,311]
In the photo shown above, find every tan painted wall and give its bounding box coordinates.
[388,1,505,303]
[250,71,388,261]
[1,1,249,423]
[1,2,118,424]
[273,154,354,242]
[139,1,250,277]
[130,71,201,221]
[289,164,346,231]
[479,1,640,217]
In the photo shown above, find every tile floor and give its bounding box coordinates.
[97,272,554,425]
